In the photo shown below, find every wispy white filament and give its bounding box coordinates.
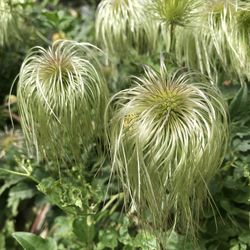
[106,63,228,238]
[0,0,20,46]
[17,40,108,165]
[96,0,159,54]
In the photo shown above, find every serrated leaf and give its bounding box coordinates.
[37,177,85,215]
[133,231,157,249]
[52,216,73,240]
[239,232,250,245]
[7,182,36,216]
[73,216,95,244]
[230,244,240,250]
[236,140,250,152]
[97,229,118,249]
[229,84,248,118]
[230,189,250,204]
[118,217,133,246]
[0,178,20,196]
[12,232,57,250]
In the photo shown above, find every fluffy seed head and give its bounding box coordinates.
[205,0,250,82]
[237,8,250,36]
[95,0,158,54]
[0,0,20,46]
[175,0,250,83]
[106,63,228,238]
[149,0,200,26]
[17,40,108,164]
[236,7,250,79]
[150,0,202,60]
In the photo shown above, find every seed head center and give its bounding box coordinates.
[160,92,180,111]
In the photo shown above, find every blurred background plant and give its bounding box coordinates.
[0,0,249,250]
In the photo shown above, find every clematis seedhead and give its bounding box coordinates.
[95,0,158,54]
[0,0,21,46]
[106,62,228,238]
[17,40,108,165]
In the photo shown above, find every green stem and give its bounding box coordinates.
[0,168,38,183]
[101,192,123,212]
[169,23,175,53]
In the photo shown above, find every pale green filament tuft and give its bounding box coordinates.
[106,63,229,241]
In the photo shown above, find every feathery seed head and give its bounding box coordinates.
[0,0,15,46]
[175,0,250,83]
[0,0,22,47]
[149,0,200,26]
[95,0,158,54]
[206,0,232,13]
[17,40,109,165]
[107,64,228,238]
[237,8,250,36]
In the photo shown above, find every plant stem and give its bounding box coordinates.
[170,23,175,53]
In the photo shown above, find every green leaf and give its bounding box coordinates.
[37,177,85,215]
[0,234,5,250]
[161,231,198,250]
[230,245,240,250]
[97,229,118,249]
[7,182,36,216]
[0,178,20,196]
[133,231,157,249]
[51,216,73,240]
[235,140,250,152]
[229,84,248,118]
[12,232,57,250]
[239,232,250,245]
[118,217,133,246]
[73,216,95,244]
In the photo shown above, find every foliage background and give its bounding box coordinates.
[0,0,249,249]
